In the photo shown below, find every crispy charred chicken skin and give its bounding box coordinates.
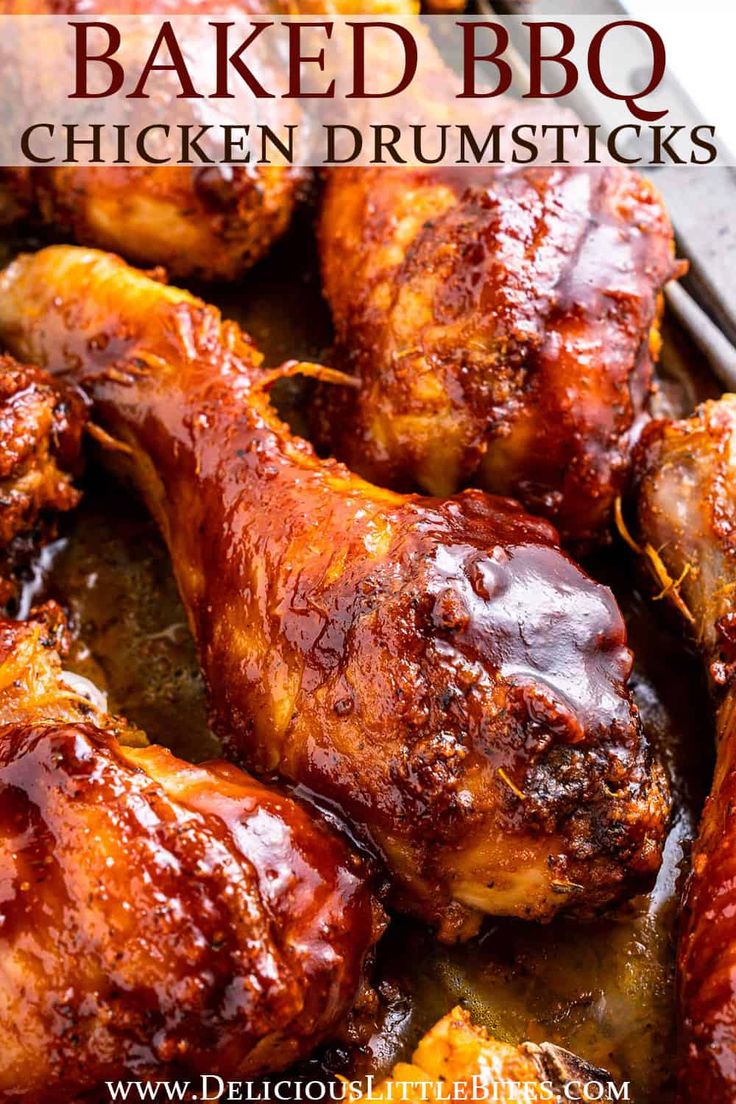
[0,245,670,940]
[317,163,680,547]
[0,355,85,550]
[0,612,381,1101]
[0,0,418,279]
[636,395,736,1102]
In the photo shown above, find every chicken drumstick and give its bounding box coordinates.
[637,395,736,1102]
[0,244,670,940]
[317,163,679,547]
[0,0,419,280]
[0,612,381,1100]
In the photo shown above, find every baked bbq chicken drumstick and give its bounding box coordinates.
[0,0,419,280]
[0,0,304,282]
[0,610,381,1100]
[636,395,736,1102]
[0,161,305,283]
[0,245,670,941]
[317,162,680,547]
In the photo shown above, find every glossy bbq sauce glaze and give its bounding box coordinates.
[2,231,712,1103]
[318,156,679,546]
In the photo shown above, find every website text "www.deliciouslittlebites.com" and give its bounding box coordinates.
[104,1075,633,1103]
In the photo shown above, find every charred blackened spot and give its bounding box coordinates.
[438,687,455,711]
[193,167,240,212]
[87,332,109,353]
[712,612,736,686]
[334,696,353,717]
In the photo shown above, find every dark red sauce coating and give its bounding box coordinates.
[317,159,679,547]
[0,716,381,1100]
[0,246,670,941]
